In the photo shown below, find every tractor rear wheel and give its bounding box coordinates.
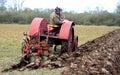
[61,27,74,54]
[61,40,68,54]
[73,36,78,51]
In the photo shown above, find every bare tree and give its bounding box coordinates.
[115,1,120,13]
[10,0,25,11]
[0,0,7,11]
[0,0,7,6]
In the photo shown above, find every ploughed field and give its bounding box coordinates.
[0,24,120,75]
[62,28,120,75]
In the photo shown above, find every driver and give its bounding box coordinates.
[50,7,65,26]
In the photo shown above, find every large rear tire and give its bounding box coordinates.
[73,36,78,51]
[61,40,68,54]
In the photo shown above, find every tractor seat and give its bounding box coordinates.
[48,24,60,31]
[47,24,60,35]
[48,24,59,28]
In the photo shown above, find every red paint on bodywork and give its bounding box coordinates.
[59,20,74,39]
[29,18,47,36]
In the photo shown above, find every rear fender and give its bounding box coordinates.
[59,20,74,40]
[29,18,47,36]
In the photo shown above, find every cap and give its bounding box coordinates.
[55,7,62,12]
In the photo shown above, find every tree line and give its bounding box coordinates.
[0,0,120,26]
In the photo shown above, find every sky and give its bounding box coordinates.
[23,0,120,13]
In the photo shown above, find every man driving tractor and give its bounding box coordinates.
[50,7,65,25]
[49,7,65,53]
[49,7,65,33]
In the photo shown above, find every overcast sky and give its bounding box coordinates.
[23,0,120,13]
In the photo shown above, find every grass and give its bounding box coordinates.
[0,24,119,75]
[74,25,119,45]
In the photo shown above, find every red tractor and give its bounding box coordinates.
[19,18,78,66]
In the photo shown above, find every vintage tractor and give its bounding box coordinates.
[19,18,78,67]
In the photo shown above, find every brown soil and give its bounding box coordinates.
[61,28,120,75]
[2,29,120,75]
